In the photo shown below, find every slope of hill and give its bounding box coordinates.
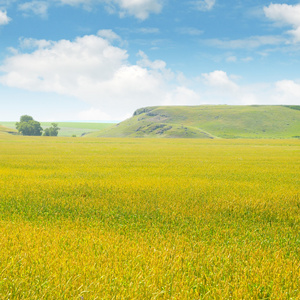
[87,105,300,139]
[0,125,17,136]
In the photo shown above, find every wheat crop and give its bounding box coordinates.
[0,136,299,299]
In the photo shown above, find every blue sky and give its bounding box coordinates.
[0,0,300,121]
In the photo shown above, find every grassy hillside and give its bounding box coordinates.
[87,105,300,139]
[0,122,115,137]
[0,124,17,136]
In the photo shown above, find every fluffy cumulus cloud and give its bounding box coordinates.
[0,10,11,25]
[0,32,199,120]
[264,3,300,42]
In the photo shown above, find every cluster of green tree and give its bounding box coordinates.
[16,115,60,136]
[43,123,60,136]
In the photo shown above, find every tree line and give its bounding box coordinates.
[16,115,60,136]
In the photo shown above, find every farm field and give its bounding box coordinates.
[0,133,299,299]
[0,122,115,137]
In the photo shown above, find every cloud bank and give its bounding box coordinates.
[1,31,299,120]
[0,33,199,119]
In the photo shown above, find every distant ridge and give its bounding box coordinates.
[86,105,300,139]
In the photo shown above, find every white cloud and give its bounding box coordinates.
[199,4,300,51]
[0,35,128,93]
[55,0,162,19]
[0,0,17,7]
[226,56,237,63]
[19,38,53,49]
[113,0,162,20]
[136,27,160,34]
[205,35,285,49]
[264,3,300,27]
[0,33,199,120]
[0,10,11,25]
[78,107,112,120]
[199,71,300,106]
[264,3,300,43]
[177,27,203,36]
[275,80,300,100]
[137,50,173,80]
[5,0,162,20]
[242,57,253,62]
[193,0,215,11]
[163,86,201,106]
[97,29,121,42]
[202,70,239,92]
[55,0,93,10]
[18,1,49,18]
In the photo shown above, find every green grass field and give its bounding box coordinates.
[88,105,300,139]
[0,122,115,137]
[0,130,299,298]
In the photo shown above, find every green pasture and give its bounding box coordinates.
[0,121,115,137]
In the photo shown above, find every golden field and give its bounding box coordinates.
[0,133,299,299]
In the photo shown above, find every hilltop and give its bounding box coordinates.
[87,105,300,139]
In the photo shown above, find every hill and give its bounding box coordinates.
[0,125,17,136]
[87,105,300,139]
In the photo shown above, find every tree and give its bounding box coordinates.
[43,123,60,136]
[20,115,34,123]
[16,115,43,136]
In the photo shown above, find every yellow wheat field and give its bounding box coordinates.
[0,134,299,299]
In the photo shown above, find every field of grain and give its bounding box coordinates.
[0,134,299,299]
